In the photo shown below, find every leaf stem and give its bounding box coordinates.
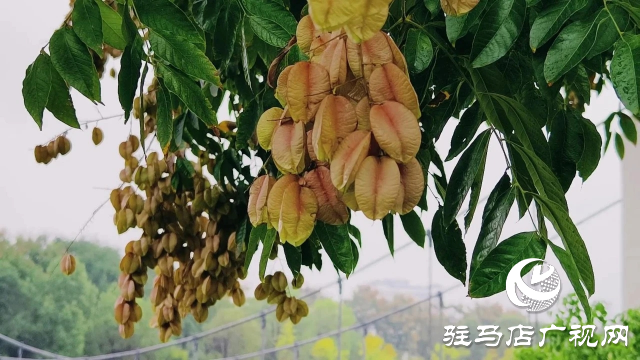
[604,0,626,40]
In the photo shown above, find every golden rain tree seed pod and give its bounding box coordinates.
[355,156,401,220]
[292,274,304,289]
[263,275,274,293]
[92,127,104,145]
[355,98,371,131]
[60,253,76,276]
[120,253,141,274]
[277,181,318,246]
[330,130,372,191]
[286,62,331,123]
[296,300,309,317]
[128,135,140,152]
[276,67,292,106]
[394,158,425,215]
[290,314,302,324]
[303,166,349,225]
[119,322,135,339]
[131,302,143,323]
[342,0,394,43]
[384,33,409,77]
[271,120,307,175]
[254,283,269,300]
[114,300,131,324]
[272,271,288,292]
[267,291,286,305]
[267,175,299,229]
[312,95,358,162]
[276,303,289,323]
[257,108,284,150]
[47,141,58,158]
[296,15,317,55]
[341,185,360,211]
[248,175,276,227]
[308,0,355,33]
[269,243,279,260]
[283,296,298,315]
[369,101,421,164]
[232,289,246,307]
[441,0,480,16]
[314,37,348,88]
[369,63,421,119]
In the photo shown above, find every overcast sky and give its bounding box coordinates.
[0,0,630,324]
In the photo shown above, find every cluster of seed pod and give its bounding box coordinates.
[110,136,249,342]
[253,271,309,324]
[250,16,425,245]
[133,78,159,137]
[34,135,71,164]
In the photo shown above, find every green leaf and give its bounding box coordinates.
[612,0,640,27]
[240,18,252,91]
[192,0,222,33]
[133,0,204,48]
[443,129,491,226]
[469,66,509,133]
[404,28,433,74]
[312,222,356,276]
[491,94,551,165]
[138,62,149,143]
[534,194,595,296]
[118,36,143,121]
[156,80,173,149]
[432,207,467,285]
[446,0,488,45]
[400,211,426,248]
[587,5,630,58]
[511,143,568,211]
[424,0,440,14]
[464,148,487,232]
[469,173,515,280]
[547,240,592,322]
[121,2,138,45]
[544,10,607,84]
[156,64,217,126]
[22,54,53,129]
[244,223,266,274]
[469,232,546,298]
[615,132,625,159]
[446,102,485,161]
[576,116,602,181]
[348,224,362,247]
[72,0,104,55]
[619,112,637,145]
[529,0,589,51]
[49,28,101,102]
[212,0,242,65]
[283,243,302,278]
[382,214,394,256]
[45,62,80,128]
[149,31,221,86]
[97,0,126,50]
[236,100,260,150]
[243,0,297,48]
[548,111,582,191]
[259,227,277,281]
[470,0,526,68]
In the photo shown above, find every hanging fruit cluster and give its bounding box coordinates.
[253,272,309,324]
[109,131,250,342]
[34,135,71,164]
[250,13,425,245]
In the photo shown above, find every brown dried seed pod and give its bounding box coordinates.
[290,314,302,324]
[92,127,104,145]
[232,289,246,307]
[59,137,71,155]
[254,283,269,300]
[292,274,304,289]
[60,253,76,275]
[119,322,134,339]
[276,303,289,323]
[296,300,309,317]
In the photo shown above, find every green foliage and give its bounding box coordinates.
[20,0,640,321]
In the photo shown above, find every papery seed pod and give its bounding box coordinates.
[290,314,302,324]
[276,303,289,322]
[286,62,331,123]
[191,304,209,323]
[267,175,298,228]
[343,0,393,43]
[314,37,348,88]
[119,322,135,339]
[312,95,358,161]
[271,120,307,175]
[128,135,140,152]
[248,175,276,226]
[441,0,480,16]
[131,302,143,323]
[120,253,141,274]
[276,67,292,106]
[60,136,72,155]
[355,98,371,131]
[296,300,309,317]
[218,251,230,267]
[342,185,360,211]
[330,130,372,190]
[232,289,246,307]
[384,33,409,76]
[267,291,286,305]
[355,156,401,220]
[92,127,104,145]
[254,283,269,300]
[283,296,298,315]
[114,300,131,324]
[257,108,284,150]
[369,63,421,119]
[60,253,76,275]
[278,181,318,246]
[296,15,317,55]
[227,232,237,252]
[307,0,355,33]
[292,274,304,289]
[47,141,58,158]
[159,326,173,343]
[272,271,288,292]
[370,101,421,163]
[304,166,349,225]
[394,158,425,214]
[263,275,274,293]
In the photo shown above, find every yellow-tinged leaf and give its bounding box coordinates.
[271,120,307,174]
[278,181,318,246]
[277,66,293,106]
[303,166,349,225]
[355,156,400,220]
[308,0,356,33]
[267,175,299,229]
[257,107,284,150]
[441,0,479,16]
[330,130,372,190]
[369,63,421,118]
[394,158,424,214]
[313,95,358,161]
[286,62,331,122]
[355,97,371,130]
[248,175,276,226]
[343,0,393,43]
[370,101,420,163]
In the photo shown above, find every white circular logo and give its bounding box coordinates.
[506,258,561,312]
